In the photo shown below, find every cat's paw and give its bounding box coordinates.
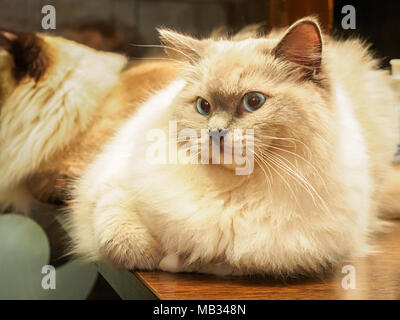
[97,226,162,270]
[159,253,188,273]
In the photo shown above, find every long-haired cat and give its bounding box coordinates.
[68,17,399,276]
[0,30,127,213]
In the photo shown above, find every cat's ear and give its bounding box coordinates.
[157,28,202,63]
[0,30,18,51]
[0,29,49,81]
[273,18,323,76]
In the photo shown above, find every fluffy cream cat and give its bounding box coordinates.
[68,17,399,276]
[0,30,127,213]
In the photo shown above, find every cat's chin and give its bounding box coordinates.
[214,158,253,174]
[202,149,255,174]
[219,162,240,172]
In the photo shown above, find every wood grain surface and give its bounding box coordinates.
[136,220,400,300]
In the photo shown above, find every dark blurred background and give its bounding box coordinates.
[0,0,399,67]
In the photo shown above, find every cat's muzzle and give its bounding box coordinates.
[208,129,230,155]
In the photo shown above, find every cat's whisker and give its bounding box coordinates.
[255,141,330,215]
[263,150,331,215]
[253,138,323,186]
[159,34,200,62]
[248,149,273,190]
[129,43,196,64]
[129,57,186,66]
[265,144,328,193]
[265,151,318,207]
[256,152,308,216]
[253,132,313,159]
[188,150,202,164]
[254,154,273,190]
[175,145,201,164]
[255,147,301,208]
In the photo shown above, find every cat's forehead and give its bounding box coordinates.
[207,38,278,74]
[210,38,277,58]
[216,38,277,49]
[191,38,278,96]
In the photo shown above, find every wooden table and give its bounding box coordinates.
[97,220,400,300]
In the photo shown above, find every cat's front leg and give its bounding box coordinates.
[93,190,162,270]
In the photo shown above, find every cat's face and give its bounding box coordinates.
[0,31,70,164]
[0,31,52,112]
[0,30,126,111]
[161,18,332,174]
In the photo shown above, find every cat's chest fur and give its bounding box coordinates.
[135,163,300,262]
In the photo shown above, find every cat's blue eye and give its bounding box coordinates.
[196,97,211,115]
[242,92,266,112]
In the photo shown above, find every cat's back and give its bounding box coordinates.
[325,38,398,184]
